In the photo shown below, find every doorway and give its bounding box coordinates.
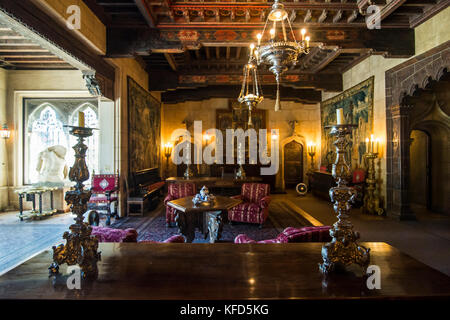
[283,140,303,188]
[409,130,430,209]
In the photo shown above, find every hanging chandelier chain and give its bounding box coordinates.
[238,0,310,112]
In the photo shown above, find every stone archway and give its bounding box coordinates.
[385,42,449,219]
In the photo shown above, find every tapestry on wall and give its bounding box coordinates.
[320,76,374,171]
[127,76,161,173]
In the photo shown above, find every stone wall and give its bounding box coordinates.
[106,58,161,217]
[320,7,450,211]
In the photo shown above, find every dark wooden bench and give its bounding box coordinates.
[126,168,165,216]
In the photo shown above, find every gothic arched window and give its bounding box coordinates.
[24,99,99,185]
[26,104,67,184]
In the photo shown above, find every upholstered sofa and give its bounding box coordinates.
[164,182,197,226]
[91,226,138,243]
[234,226,332,243]
[91,226,185,243]
[228,183,271,228]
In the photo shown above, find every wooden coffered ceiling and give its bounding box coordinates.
[0,20,75,70]
[83,0,449,103]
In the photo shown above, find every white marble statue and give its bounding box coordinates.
[36,145,69,184]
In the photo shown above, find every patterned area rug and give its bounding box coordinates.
[110,199,312,243]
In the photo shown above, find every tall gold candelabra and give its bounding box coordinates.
[319,124,370,275]
[362,152,384,215]
[49,126,100,279]
[308,151,316,172]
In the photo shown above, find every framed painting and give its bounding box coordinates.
[320,76,374,171]
[127,77,161,173]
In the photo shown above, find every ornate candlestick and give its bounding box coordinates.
[49,126,100,279]
[362,152,384,215]
[308,151,316,171]
[164,143,173,179]
[235,164,246,180]
[184,164,194,179]
[319,124,370,275]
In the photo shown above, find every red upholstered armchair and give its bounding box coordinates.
[88,174,119,226]
[228,183,271,228]
[164,183,197,227]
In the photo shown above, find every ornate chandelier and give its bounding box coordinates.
[238,53,263,127]
[252,0,311,111]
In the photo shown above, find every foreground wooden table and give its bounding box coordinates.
[0,242,449,300]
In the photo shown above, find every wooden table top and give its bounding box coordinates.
[167,195,242,213]
[0,242,449,300]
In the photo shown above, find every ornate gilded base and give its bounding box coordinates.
[50,222,101,279]
[319,226,370,275]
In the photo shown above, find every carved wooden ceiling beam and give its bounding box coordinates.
[157,27,414,57]
[161,85,322,104]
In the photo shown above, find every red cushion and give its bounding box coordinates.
[241,183,270,203]
[91,226,137,243]
[92,174,118,192]
[89,196,118,203]
[168,183,197,198]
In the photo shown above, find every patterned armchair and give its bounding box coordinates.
[234,226,332,243]
[228,183,271,228]
[164,183,197,227]
[88,174,119,226]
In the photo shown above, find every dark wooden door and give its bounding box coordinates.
[284,141,303,187]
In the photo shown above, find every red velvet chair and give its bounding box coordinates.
[91,226,185,243]
[164,183,197,227]
[228,183,271,228]
[88,174,119,226]
[91,226,138,243]
[234,226,332,243]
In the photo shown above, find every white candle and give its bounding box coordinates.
[78,112,85,127]
[336,108,344,125]
[370,134,374,153]
[365,138,369,153]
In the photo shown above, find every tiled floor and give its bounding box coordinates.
[0,211,74,275]
[0,191,449,277]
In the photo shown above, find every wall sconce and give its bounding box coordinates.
[164,143,173,179]
[0,123,11,139]
[271,130,279,140]
[203,133,211,144]
[307,142,316,171]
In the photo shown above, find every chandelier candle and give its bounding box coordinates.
[336,108,344,125]
[252,0,311,112]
